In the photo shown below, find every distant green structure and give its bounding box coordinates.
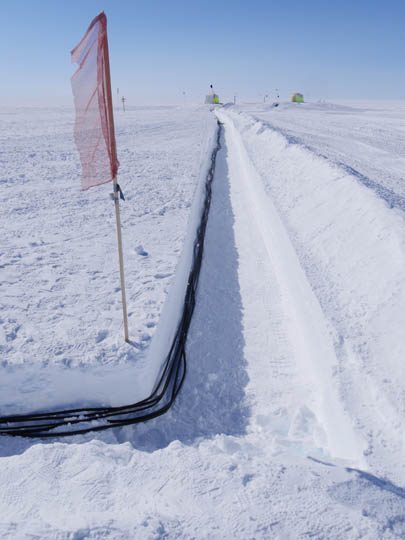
[205,93,220,104]
[205,84,220,105]
[291,92,304,103]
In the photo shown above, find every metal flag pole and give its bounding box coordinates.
[103,20,129,342]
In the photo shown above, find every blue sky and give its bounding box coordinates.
[1,0,404,105]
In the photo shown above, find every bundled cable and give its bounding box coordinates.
[0,122,222,438]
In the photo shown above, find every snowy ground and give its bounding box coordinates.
[0,105,216,413]
[0,101,405,538]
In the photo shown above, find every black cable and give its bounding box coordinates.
[0,121,222,438]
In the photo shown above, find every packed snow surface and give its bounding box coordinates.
[0,101,404,538]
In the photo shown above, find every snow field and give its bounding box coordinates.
[0,102,405,538]
[0,106,217,414]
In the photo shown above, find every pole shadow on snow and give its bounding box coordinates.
[119,131,250,451]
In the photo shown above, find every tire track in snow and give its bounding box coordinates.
[217,110,366,465]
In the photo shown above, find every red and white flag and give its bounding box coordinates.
[71,12,119,190]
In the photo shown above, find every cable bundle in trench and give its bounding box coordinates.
[0,122,222,438]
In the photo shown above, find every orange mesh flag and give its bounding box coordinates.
[71,12,119,190]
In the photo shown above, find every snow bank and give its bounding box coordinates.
[141,117,219,392]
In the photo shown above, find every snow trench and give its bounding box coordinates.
[2,106,403,481]
[120,111,367,465]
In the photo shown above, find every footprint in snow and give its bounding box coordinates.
[242,473,255,486]
[95,330,108,343]
[145,322,156,328]
[154,273,172,279]
[135,245,148,256]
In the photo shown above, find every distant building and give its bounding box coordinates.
[291,93,304,103]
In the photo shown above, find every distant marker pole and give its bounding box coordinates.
[121,96,126,112]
